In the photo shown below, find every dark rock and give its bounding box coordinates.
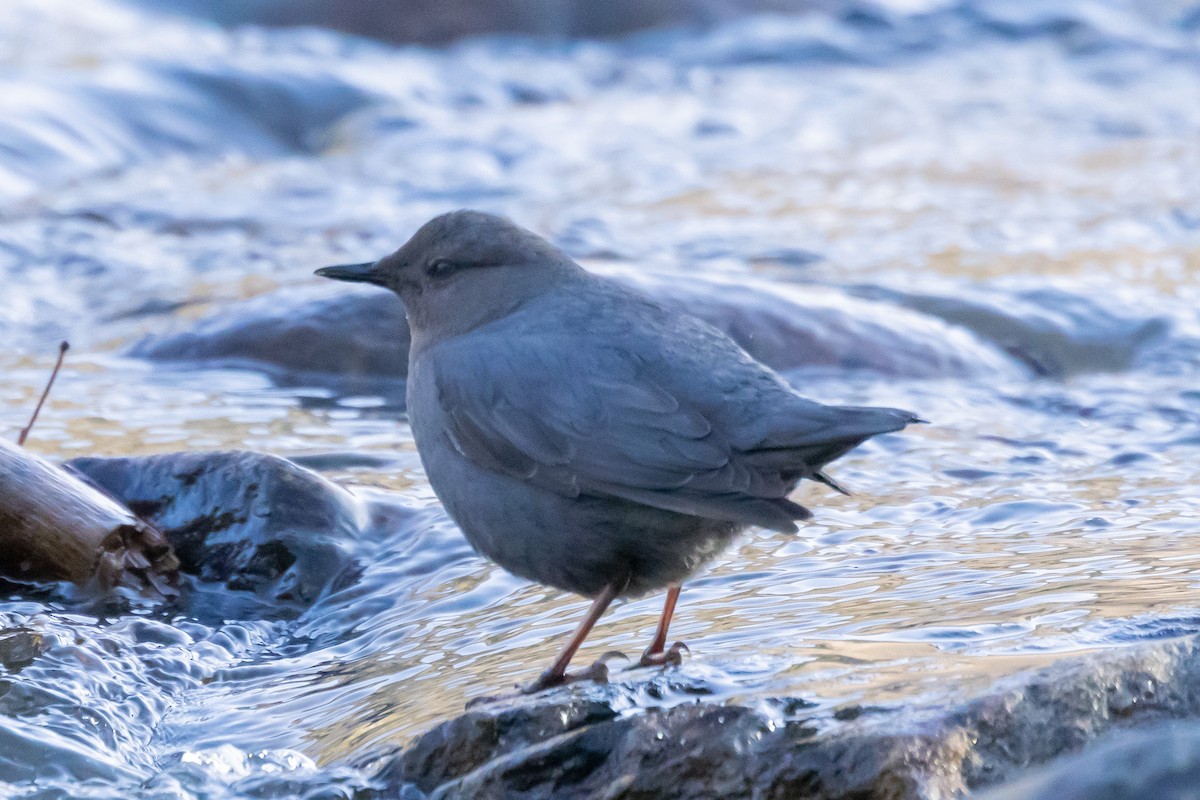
[0,629,47,674]
[126,0,820,44]
[365,633,1200,799]
[976,720,1200,800]
[67,451,386,618]
[379,698,622,794]
[128,286,410,397]
[130,273,1017,397]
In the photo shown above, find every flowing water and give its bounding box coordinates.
[2,0,1200,796]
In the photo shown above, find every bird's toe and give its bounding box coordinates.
[521,668,566,694]
[521,651,628,694]
[635,640,689,669]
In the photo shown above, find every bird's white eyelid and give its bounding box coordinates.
[426,258,458,278]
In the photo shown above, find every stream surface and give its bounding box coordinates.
[2,0,1200,797]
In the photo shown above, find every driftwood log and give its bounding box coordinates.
[0,438,178,595]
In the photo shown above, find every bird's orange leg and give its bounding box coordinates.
[523,576,627,694]
[637,584,688,667]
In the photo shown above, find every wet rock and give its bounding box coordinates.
[976,720,1200,800]
[366,633,1200,799]
[0,629,46,674]
[119,0,1200,61]
[67,451,377,618]
[848,284,1171,377]
[130,273,1017,397]
[379,697,624,794]
[128,286,410,396]
[130,0,819,44]
[627,272,1018,380]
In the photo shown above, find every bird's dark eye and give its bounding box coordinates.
[426,259,459,279]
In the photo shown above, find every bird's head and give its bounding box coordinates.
[316,210,581,343]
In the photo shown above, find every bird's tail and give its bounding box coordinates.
[749,405,923,494]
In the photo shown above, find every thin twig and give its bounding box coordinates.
[17,341,69,446]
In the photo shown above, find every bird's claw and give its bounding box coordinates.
[635,641,689,669]
[521,651,629,694]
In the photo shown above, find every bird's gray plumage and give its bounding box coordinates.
[319,210,919,598]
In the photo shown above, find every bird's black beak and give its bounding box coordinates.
[315,261,386,286]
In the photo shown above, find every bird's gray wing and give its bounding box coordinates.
[432,336,823,532]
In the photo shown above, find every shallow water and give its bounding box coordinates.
[2,0,1200,796]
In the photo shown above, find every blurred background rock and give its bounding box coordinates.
[126,0,822,42]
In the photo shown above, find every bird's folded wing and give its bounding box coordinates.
[434,341,811,532]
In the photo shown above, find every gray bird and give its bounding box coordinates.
[317,210,920,692]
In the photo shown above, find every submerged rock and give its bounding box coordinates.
[0,629,46,674]
[364,632,1200,799]
[130,273,1017,397]
[67,450,391,618]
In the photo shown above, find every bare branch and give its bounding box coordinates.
[17,340,69,447]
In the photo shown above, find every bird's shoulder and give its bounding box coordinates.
[427,272,792,412]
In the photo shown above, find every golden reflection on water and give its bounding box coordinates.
[4,125,1200,766]
[1,353,417,463]
[8,335,1200,766]
[301,443,1200,762]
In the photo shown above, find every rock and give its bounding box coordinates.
[376,696,626,795]
[363,633,1200,799]
[128,286,410,396]
[127,0,819,44]
[847,284,1171,378]
[0,629,47,674]
[976,720,1200,800]
[625,272,1018,379]
[130,274,1017,398]
[67,450,384,618]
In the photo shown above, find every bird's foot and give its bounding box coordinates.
[521,651,628,694]
[635,641,689,669]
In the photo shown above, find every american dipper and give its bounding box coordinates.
[317,210,920,692]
